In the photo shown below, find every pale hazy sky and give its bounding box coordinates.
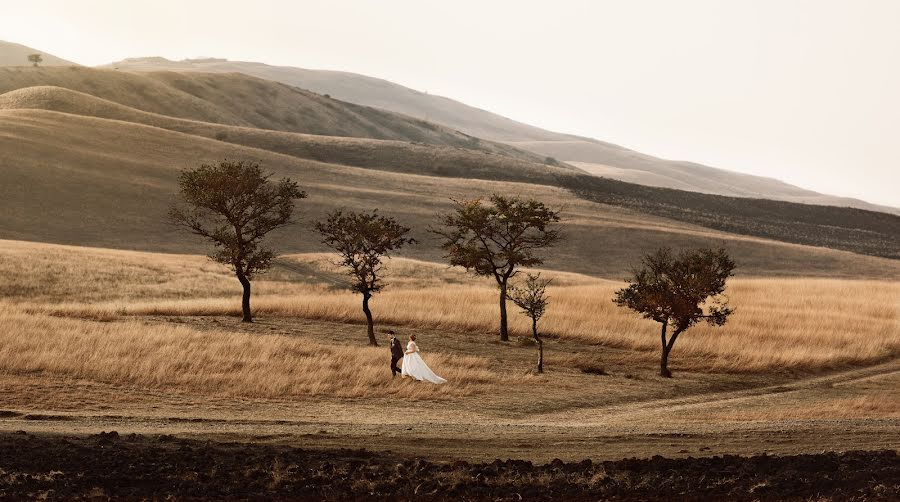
[4,0,899,206]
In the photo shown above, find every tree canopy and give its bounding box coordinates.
[614,247,735,377]
[170,160,306,322]
[316,210,415,345]
[434,194,561,341]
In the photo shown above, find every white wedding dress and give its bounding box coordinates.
[401,341,447,384]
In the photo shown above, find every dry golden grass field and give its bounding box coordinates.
[0,239,897,462]
[0,64,898,477]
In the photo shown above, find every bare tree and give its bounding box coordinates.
[433,195,561,342]
[170,160,306,322]
[315,210,415,346]
[614,247,735,377]
[27,54,42,67]
[508,273,551,373]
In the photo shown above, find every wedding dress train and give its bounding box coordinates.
[401,341,446,384]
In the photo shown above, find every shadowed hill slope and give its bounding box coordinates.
[102,56,896,214]
[514,140,899,214]
[0,66,546,163]
[0,86,576,183]
[0,41,78,67]
[1,84,898,259]
[102,57,571,143]
[2,108,898,280]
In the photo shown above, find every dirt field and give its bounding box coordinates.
[0,241,897,499]
[1,432,896,501]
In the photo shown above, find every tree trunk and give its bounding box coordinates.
[236,269,252,323]
[533,317,543,373]
[498,280,509,342]
[662,328,683,378]
[362,293,377,346]
[659,321,670,377]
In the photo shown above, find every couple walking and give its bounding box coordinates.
[389,333,446,384]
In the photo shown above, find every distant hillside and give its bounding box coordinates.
[103,56,897,214]
[0,40,78,67]
[512,140,900,215]
[1,107,897,279]
[0,66,896,260]
[102,57,570,142]
[0,66,547,163]
[0,86,575,183]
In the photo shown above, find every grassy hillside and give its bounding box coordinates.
[102,57,572,143]
[0,66,545,162]
[0,41,78,67]
[1,73,898,259]
[514,140,899,214]
[1,108,897,279]
[0,86,576,183]
[102,56,896,214]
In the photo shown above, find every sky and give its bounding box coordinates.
[3,0,899,206]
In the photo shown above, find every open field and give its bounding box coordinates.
[0,69,898,497]
[2,240,898,374]
[0,239,897,499]
[3,238,898,480]
[1,33,897,502]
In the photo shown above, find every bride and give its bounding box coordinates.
[401,334,446,384]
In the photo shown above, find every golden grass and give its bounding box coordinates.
[69,278,896,373]
[8,240,895,374]
[0,304,493,400]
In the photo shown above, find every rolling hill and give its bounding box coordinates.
[2,107,898,280]
[0,66,548,163]
[511,140,900,213]
[0,85,573,183]
[101,57,570,143]
[0,65,897,267]
[100,55,897,214]
[0,40,78,67]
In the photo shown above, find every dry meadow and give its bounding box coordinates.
[1,239,897,407]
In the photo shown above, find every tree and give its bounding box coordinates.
[27,54,42,67]
[434,194,561,341]
[170,160,305,322]
[315,210,415,346]
[508,273,551,373]
[613,247,735,377]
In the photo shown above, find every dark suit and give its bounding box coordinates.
[389,338,404,376]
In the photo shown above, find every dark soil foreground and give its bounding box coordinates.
[0,432,897,501]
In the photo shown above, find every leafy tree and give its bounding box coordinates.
[613,247,735,377]
[27,54,42,67]
[509,273,551,373]
[434,195,561,341]
[315,210,415,346]
[170,160,305,322]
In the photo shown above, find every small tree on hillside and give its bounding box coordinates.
[509,273,551,373]
[27,54,42,67]
[170,160,306,322]
[433,195,561,342]
[315,210,415,346]
[614,247,735,377]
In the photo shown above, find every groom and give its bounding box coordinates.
[389,332,404,377]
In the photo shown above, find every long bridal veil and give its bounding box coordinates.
[401,342,447,384]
